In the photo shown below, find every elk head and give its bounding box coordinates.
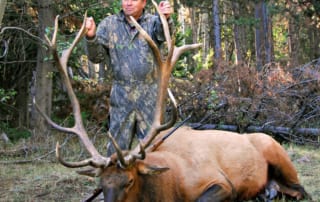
[34,1,201,201]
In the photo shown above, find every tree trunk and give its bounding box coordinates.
[31,0,55,137]
[188,7,197,44]
[16,67,31,128]
[0,0,6,26]
[201,12,210,64]
[262,2,272,64]
[173,0,179,13]
[308,26,320,60]
[313,28,320,59]
[212,0,221,61]
[232,1,243,64]
[254,0,273,70]
[288,17,299,67]
[287,0,299,67]
[254,1,264,70]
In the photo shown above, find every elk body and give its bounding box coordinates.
[94,127,309,202]
[35,1,310,201]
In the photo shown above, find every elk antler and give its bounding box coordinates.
[34,12,111,168]
[132,0,201,148]
[121,0,201,165]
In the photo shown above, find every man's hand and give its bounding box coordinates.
[159,1,173,19]
[85,17,97,39]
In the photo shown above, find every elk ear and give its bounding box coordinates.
[137,162,170,175]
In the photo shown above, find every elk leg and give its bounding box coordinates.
[196,184,233,202]
[276,181,311,200]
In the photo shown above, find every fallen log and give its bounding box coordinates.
[188,123,320,145]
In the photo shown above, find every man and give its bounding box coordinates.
[85,0,173,155]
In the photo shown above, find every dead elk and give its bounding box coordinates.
[83,127,309,202]
[34,1,311,201]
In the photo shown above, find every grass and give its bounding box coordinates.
[287,144,320,201]
[0,140,319,202]
[0,163,97,202]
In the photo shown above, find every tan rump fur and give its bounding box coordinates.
[139,126,307,200]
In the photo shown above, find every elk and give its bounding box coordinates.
[35,1,311,201]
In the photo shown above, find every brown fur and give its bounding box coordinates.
[95,127,309,201]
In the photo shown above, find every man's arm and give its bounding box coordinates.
[154,1,174,43]
[85,17,109,64]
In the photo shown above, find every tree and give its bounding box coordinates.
[231,1,243,64]
[200,7,211,64]
[254,0,274,70]
[212,0,221,61]
[1,0,320,145]
[0,0,6,26]
[30,0,55,136]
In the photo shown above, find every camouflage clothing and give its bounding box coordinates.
[86,10,171,155]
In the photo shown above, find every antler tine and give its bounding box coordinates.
[107,131,146,167]
[56,142,111,168]
[44,15,59,47]
[151,0,172,51]
[35,12,111,169]
[51,15,59,47]
[142,88,178,149]
[60,11,88,67]
[33,98,74,134]
[129,16,162,66]
[172,43,202,67]
[121,142,146,166]
[126,89,177,160]
[107,132,128,168]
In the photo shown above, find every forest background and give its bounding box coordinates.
[0,0,320,200]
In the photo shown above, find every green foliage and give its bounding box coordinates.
[0,122,31,142]
[110,1,121,14]
[86,0,120,24]
[51,102,91,128]
[226,16,260,27]
[172,15,202,78]
[0,89,17,103]
[207,90,219,109]
[192,49,214,72]
[273,22,289,61]
[173,25,194,77]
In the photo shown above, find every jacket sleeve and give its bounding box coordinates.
[153,15,175,44]
[85,19,110,64]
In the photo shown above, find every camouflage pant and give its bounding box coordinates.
[106,81,158,156]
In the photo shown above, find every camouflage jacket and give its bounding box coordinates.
[86,10,171,84]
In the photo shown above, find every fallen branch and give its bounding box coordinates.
[0,146,31,157]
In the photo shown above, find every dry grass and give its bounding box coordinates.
[0,142,319,202]
[0,163,97,202]
[288,145,320,201]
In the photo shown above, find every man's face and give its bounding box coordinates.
[122,0,146,20]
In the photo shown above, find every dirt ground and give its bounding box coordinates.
[0,144,319,202]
